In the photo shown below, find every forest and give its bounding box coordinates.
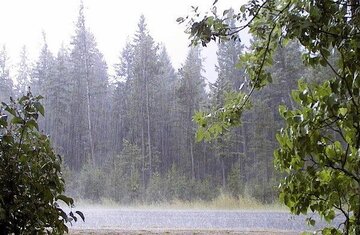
[0,4,329,205]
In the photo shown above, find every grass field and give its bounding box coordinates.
[73,193,286,211]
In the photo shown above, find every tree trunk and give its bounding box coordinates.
[221,157,226,188]
[141,109,146,186]
[85,79,95,166]
[145,78,152,177]
[202,143,207,179]
[83,29,95,166]
[241,125,248,182]
[190,140,195,180]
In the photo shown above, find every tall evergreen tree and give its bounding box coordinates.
[68,2,109,169]
[32,32,55,133]
[15,46,31,96]
[176,47,207,180]
[0,45,13,102]
[48,45,73,156]
[130,15,160,179]
[112,41,134,154]
[153,46,177,173]
[211,13,247,189]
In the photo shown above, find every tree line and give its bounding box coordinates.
[0,4,313,204]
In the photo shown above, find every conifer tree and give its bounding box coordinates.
[0,45,13,102]
[32,32,55,133]
[211,12,246,189]
[15,46,31,96]
[131,15,160,179]
[68,2,109,169]
[176,47,207,180]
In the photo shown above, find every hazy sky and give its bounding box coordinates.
[0,0,247,83]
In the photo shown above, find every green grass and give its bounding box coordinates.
[73,193,286,211]
[148,193,285,211]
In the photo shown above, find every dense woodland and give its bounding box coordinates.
[0,5,326,204]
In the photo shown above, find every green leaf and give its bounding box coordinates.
[11,117,23,125]
[4,105,16,116]
[176,17,185,23]
[34,101,45,116]
[57,194,74,206]
[76,211,85,222]
[0,115,7,128]
[306,218,316,226]
[278,105,287,117]
[69,211,77,222]
[324,210,335,222]
[26,119,39,130]
[240,5,246,13]
[338,107,347,116]
[196,128,205,142]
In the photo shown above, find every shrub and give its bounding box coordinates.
[226,163,244,198]
[0,93,83,234]
[146,172,165,203]
[79,161,106,202]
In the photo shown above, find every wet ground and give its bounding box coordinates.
[69,229,298,234]
[67,208,337,234]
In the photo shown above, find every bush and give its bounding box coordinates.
[226,163,244,198]
[0,93,83,234]
[193,178,219,201]
[244,179,277,204]
[79,161,106,202]
[146,172,166,203]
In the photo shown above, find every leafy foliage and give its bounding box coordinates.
[0,92,83,234]
[276,79,360,234]
[183,0,360,233]
[79,161,106,202]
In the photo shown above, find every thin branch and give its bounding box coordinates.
[335,50,360,111]
[342,143,350,168]
[325,161,360,183]
[227,0,270,35]
[231,24,277,118]
[319,50,344,80]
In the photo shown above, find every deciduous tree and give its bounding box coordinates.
[184,0,360,233]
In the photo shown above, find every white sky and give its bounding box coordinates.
[0,0,247,83]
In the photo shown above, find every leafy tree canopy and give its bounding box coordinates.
[0,93,83,234]
[181,0,360,233]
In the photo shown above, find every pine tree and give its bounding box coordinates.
[68,2,109,169]
[0,45,13,102]
[211,12,247,189]
[50,45,73,157]
[243,41,304,201]
[153,46,177,173]
[112,41,134,154]
[130,15,160,179]
[176,46,207,180]
[15,46,31,96]
[32,32,55,133]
